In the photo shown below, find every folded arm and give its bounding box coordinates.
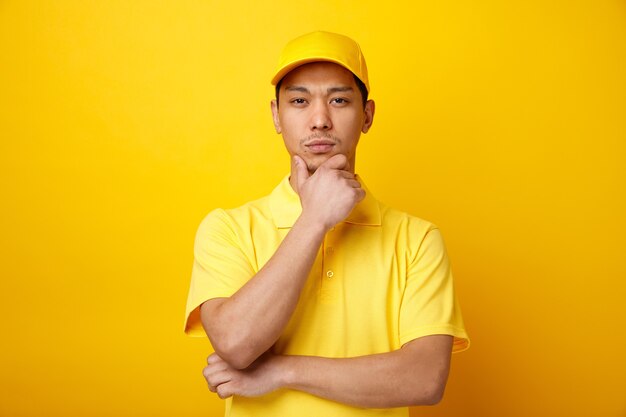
[200,214,326,369]
[203,334,453,408]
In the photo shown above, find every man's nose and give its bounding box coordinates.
[310,102,332,131]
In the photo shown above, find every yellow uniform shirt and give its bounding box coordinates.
[185,175,469,417]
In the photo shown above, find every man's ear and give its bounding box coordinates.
[271,99,281,134]
[361,99,375,133]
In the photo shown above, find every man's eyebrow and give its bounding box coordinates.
[327,86,354,93]
[285,86,310,93]
[284,85,355,94]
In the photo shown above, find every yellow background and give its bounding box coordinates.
[1,1,625,416]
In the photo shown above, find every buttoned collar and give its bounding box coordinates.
[269,174,382,229]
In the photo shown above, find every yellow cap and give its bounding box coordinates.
[271,31,369,92]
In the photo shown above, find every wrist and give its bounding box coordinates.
[274,355,297,389]
[294,211,331,236]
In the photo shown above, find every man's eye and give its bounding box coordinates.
[332,98,348,104]
[291,98,306,104]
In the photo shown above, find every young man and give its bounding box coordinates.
[184,31,469,416]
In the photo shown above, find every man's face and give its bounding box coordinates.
[271,62,375,174]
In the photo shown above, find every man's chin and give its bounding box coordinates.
[303,154,334,173]
[306,164,320,175]
[304,160,324,175]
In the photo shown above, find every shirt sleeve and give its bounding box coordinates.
[398,228,470,352]
[183,209,255,337]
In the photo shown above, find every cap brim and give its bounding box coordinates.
[271,57,363,88]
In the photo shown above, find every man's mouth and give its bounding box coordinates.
[305,139,336,154]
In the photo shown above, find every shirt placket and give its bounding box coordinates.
[320,226,337,303]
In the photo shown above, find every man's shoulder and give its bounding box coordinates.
[199,193,273,231]
[376,204,448,262]
[378,203,439,235]
[226,193,273,220]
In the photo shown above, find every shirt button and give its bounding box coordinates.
[326,270,334,278]
[326,247,334,255]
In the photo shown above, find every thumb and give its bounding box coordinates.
[207,353,222,365]
[292,155,310,192]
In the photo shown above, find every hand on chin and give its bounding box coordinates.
[302,153,340,174]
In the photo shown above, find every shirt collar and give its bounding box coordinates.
[269,174,382,229]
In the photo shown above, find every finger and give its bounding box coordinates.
[292,155,310,192]
[203,366,212,385]
[204,368,230,392]
[207,353,223,365]
[345,179,362,189]
[355,188,366,202]
[217,382,234,399]
[203,363,228,381]
[337,170,355,179]
[343,158,352,173]
[207,370,233,390]
[205,374,219,393]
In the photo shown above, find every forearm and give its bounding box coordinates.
[201,213,326,368]
[278,336,452,408]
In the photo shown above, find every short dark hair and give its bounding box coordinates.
[275,73,369,108]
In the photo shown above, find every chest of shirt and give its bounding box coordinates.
[238,220,413,356]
